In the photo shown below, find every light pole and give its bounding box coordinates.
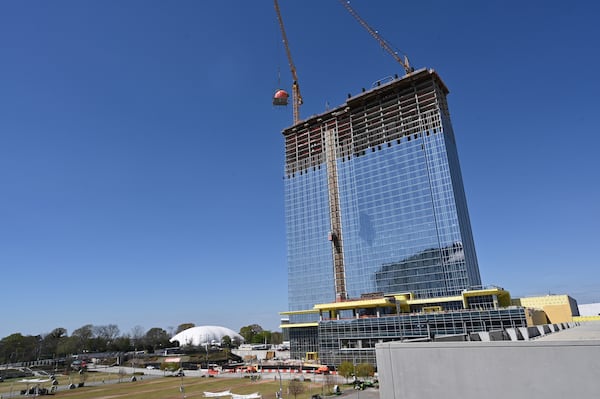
[205,343,209,372]
[276,366,283,399]
[352,355,360,399]
[179,366,186,399]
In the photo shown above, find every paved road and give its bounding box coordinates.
[337,388,380,399]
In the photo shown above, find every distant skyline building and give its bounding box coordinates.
[283,68,481,320]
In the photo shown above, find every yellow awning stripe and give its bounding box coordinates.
[280,322,319,329]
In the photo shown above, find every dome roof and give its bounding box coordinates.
[170,325,243,347]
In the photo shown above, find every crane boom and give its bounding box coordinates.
[338,0,413,75]
[274,0,303,124]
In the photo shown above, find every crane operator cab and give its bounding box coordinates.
[273,89,289,106]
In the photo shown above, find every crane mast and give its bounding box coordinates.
[274,0,303,125]
[338,0,414,75]
[276,2,415,304]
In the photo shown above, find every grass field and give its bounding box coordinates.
[0,372,337,399]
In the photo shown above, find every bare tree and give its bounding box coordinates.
[118,368,126,383]
[94,325,120,341]
[324,374,335,394]
[166,326,175,337]
[130,325,145,349]
[176,323,195,334]
[287,379,305,399]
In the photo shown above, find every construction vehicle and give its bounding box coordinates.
[314,365,330,374]
[273,0,303,124]
[338,0,414,75]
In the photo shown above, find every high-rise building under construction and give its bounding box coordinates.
[280,69,535,366]
[284,68,481,317]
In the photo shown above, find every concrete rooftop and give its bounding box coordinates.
[536,321,600,341]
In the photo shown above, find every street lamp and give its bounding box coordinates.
[276,367,283,398]
[205,343,209,372]
[179,371,186,399]
[131,349,136,375]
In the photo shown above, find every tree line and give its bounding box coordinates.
[0,323,282,364]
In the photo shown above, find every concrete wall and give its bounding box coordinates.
[376,340,600,399]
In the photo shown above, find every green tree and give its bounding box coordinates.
[221,335,232,361]
[231,336,242,348]
[72,324,93,353]
[239,324,263,343]
[41,328,67,358]
[221,335,232,348]
[56,336,78,357]
[251,330,271,344]
[338,361,355,382]
[111,336,132,352]
[144,328,170,352]
[0,333,39,363]
[355,363,374,379]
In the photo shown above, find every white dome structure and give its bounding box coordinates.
[170,325,243,347]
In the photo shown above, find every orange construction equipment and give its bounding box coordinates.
[207,368,219,376]
[315,365,330,374]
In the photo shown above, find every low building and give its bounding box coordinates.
[282,289,579,367]
[576,302,600,321]
[512,294,579,324]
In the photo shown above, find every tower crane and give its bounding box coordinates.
[273,0,303,125]
[338,0,414,75]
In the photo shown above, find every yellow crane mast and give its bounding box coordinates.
[273,0,303,125]
[338,0,414,75]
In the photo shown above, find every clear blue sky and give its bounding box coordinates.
[1,1,599,339]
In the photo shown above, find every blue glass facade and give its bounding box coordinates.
[283,69,481,319]
[285,166,335,313]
